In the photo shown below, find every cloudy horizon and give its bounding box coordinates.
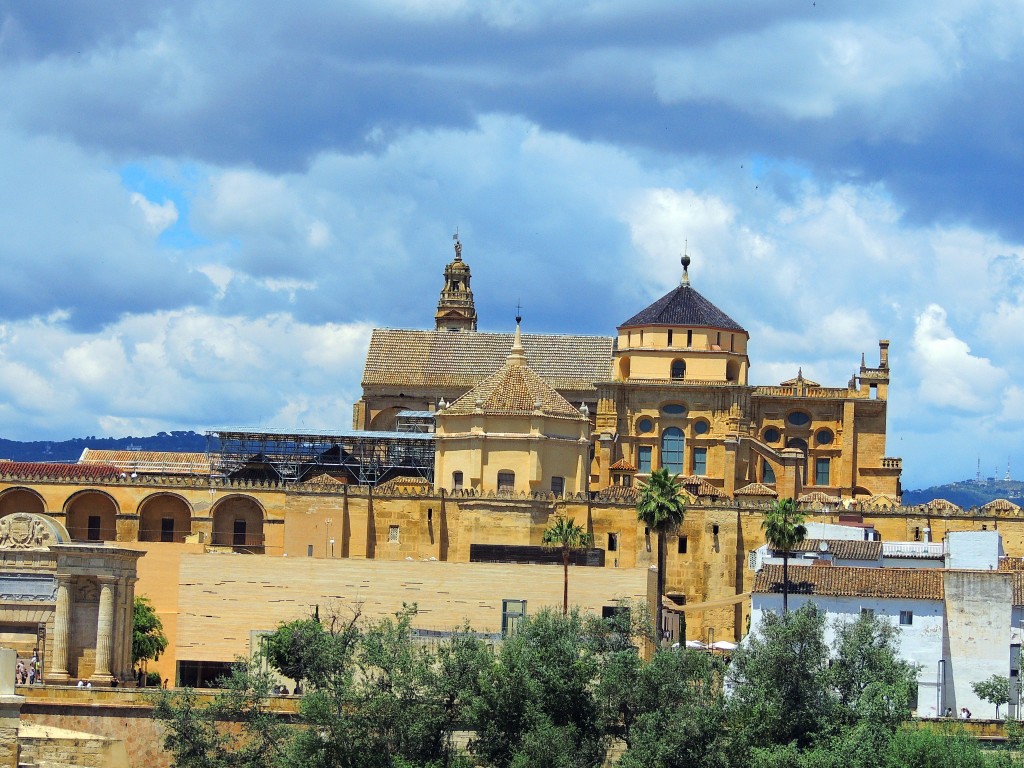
[1,1,1022,488]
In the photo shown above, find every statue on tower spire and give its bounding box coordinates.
[681,242,691,286]
[435,232,478,331]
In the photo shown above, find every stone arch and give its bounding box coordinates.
[138,493,193,543]
[618,356,630,379]
[726,359,740,382]
[211,495,265,552]
[0,487,46,518]
[369,406,407,431]
[670,359,686,380]
[64,490,119,542]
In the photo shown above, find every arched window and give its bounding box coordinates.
[671,360,686,380]
[497,471,515,492]
[726,359,740,382]
[661,428,684,475]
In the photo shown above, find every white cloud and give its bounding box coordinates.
[130,192,178,233]
[910,304,1006,412]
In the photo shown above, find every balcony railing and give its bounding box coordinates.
[210,532,265,549]
[882,542,944,558]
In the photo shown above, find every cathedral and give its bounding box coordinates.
[357,238,902,503]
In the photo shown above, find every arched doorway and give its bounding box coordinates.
[211,496,265,552]
[0,488,45,518]
[138,494,192,543]
[64,491,118,542]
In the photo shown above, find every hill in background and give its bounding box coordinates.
[902,478,1024,509]
[0,431,210,464]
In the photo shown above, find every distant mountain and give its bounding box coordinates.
[0,431,210,464]
[902,478,1024,509]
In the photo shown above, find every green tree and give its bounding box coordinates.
[636,468,686,642]
[972,674,1011,719]
[884,725,986,768]
[133,596,169,668]
[761,498,807,613]
[542,515,592,615]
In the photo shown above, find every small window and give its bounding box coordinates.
[662,403,686,415]
[388,525,400,543]
[899,610,913,626]
[607,533,619,552]
[497,471,515,492]
[307,544,314,557]
[861,608,874,618]
[501,599,527,637]
[637,418,654,434]
[667,329,673,346]
[638,446,652,474]
[730,334,735,352]
[693,447,707,476]
[671,360,686,379]
[787,411,811,427]
[763,427,781,443]
[815,458,830,486]
[763,460,776,484]
[716,332,721,346]
[815,429,834,445]
[452,471,464,490]
[87,515,102,541]
[550,476,565,495]
[678,536,687,554]
[913,527,920,541]
[160,517,175,543]
[982,524,988,531]
[686,329,693,347]
[693,420,710,435]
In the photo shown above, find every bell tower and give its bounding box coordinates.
[435,233,478,332]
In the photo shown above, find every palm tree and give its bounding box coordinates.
[542,515,592,615]
[762,497,807,614]
[636,468,686,644]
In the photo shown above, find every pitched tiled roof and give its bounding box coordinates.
[792,539,882,561]
[798,491,841,505]
[609,458,637,472]
[79,449,211,475]
[678,476,724,498]
[619,285,745,332]
[735,482,777,497]
[917,498,962,512]
[362,329,613,392]
[860,493,900,509]
[981,499,1021,513]
[753,564,943,601]
[0,461,121,480]
[441,349,588,421]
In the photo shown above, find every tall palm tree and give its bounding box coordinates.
[636,468,686,644]
[762,497,807,614]
[542,515,592,615]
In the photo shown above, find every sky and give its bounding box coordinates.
[0,1,1022,489]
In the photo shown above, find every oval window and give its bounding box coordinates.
[637,418,654,434]
[693,420,710,436]
[662,404,686,415]
[763,427,780,443]
[816,429,834,446]
[787,411,811,427]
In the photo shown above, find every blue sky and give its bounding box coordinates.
[0,1,1022,488]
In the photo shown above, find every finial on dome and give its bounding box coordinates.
[508,310,527,366]
[797,367,803,380]
[453,230,462,261]
[681,242,691,286]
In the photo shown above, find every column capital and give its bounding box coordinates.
[96,575,119,586]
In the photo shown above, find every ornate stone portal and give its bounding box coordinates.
[0,513,143,686]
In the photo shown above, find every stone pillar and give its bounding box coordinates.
[0,648,23,768]
[92,576,117,683]
[46,575,72,683]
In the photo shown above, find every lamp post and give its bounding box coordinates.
[325,518,332,558]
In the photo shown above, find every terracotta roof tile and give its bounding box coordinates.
[917,498,962,513]
[442,358,587,421]
[792,538,882,561]
[798,491,842,505]
[678,476,723,497]
[618,285,745,332]
[0,461,121,480]
[981,499,1021,513]
[79,449,211,475]
[609,459,637,472]
[753,564,943,601]
[860,493,901,509]
[362,329,613,393]
[735,482,778,497]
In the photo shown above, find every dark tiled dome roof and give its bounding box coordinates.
[619,285,745,332]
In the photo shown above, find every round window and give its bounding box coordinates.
[763,427,781,443]
[637,418,654,434]
[662,403,686,415]
[693,420,710,436]
[816,429,834,445]
[787,411,811,427]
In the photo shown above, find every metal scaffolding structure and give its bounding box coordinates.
[207,428,435,486]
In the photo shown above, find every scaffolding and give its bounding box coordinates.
[207,428,435,486]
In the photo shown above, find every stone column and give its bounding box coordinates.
[92,576,117,683]
[46,575,72,683]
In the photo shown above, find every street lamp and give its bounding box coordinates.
[325,518,332,558]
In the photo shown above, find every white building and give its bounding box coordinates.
[751,530,1020,719]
